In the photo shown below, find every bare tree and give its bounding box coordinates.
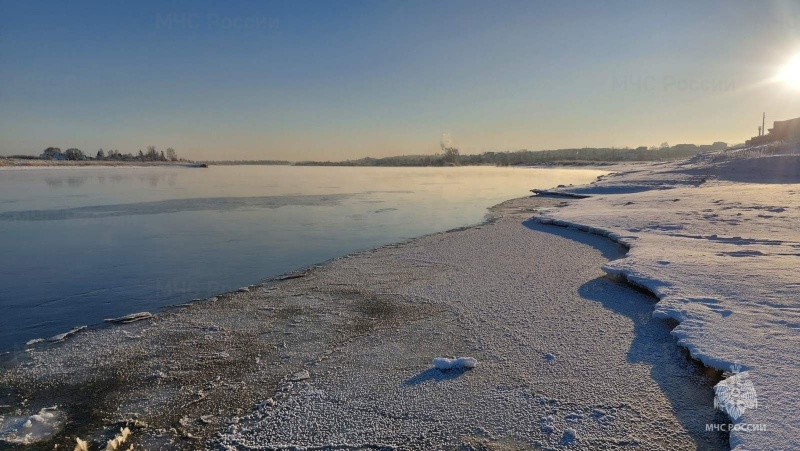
[166,147,178,161]
[146,145,158,161]
[440,140,460,165]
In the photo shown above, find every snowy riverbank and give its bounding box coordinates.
[3,148,796,449]
[537,147,800,450]
[0,193,728,449]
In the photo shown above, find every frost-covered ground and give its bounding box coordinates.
[537,147,800,450]
[0,195,728,449]
[215,204,725,450]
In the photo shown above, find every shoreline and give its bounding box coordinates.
[0,159,206,170]
[0,158,633,171]
[537,151,800,450]
[0,166,609,354]
[0,194,729,449]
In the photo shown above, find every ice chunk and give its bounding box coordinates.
[104,427,131,450]
[48,326,87,343]
[432,356,477,370]
[0,407,64,444]
[105,312,153,324]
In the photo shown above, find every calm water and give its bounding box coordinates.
[0,166,605,350]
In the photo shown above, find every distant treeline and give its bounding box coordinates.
[296,142,729,167]
[203,160,292,165]
[30,146,184,162]
[4,141,731,167]
[2,154,40,160]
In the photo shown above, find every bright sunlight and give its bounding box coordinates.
[777,52,800,89]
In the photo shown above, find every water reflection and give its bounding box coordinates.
[42,172,179,188]
[0,194,352,221]
[45,176,87,188]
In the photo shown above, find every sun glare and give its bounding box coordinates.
[777,53,800,89]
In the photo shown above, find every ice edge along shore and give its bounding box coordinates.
[538,150,800,450]
[5,151,797,449]
[3,191,727,449]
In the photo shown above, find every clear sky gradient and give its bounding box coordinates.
[1,0,799,160]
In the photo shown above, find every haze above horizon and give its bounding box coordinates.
[1,0,800,161]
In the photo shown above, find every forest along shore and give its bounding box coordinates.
[0,195,727,449]
[0,158,206,169]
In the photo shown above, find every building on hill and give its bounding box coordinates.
[746,117,800,145]
[769,117,800,143]
[39,152,66,160]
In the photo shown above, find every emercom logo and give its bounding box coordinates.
[714,363,758,420]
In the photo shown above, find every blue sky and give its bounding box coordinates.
[1,0,800,160]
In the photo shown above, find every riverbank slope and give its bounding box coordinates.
[538,148,800,450]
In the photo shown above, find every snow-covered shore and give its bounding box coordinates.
[4,148,795,449]
[537,147,800,450]
[0,194,728,449]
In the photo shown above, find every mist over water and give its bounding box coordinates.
[0,165,605,350]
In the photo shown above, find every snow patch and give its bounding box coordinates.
[0,407,65,444]
[536,150,800,449]
[432,356,477,370]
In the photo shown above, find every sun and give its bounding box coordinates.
[777,53,800,89]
